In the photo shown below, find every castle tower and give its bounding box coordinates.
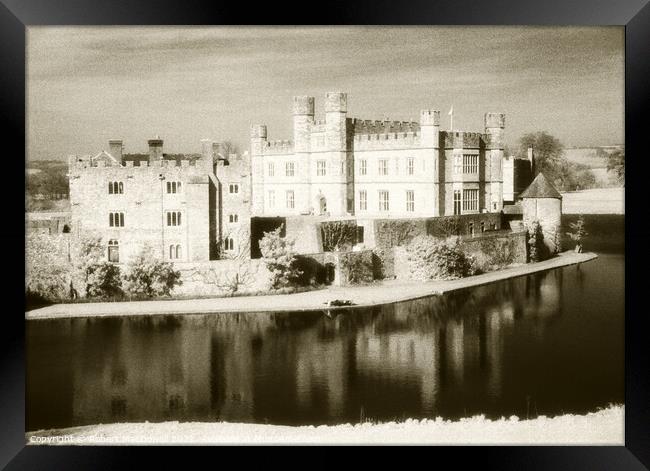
[420,110,441,215]
[148,136,164,163]
[293,96,315,153]
[485,113,506,212]
[419,110,440,149]
[109,139,123,164]
[324,92,349,215]
[250,124,267,215]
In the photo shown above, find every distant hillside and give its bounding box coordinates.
[563,146,623,187]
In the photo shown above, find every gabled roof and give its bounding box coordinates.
[519,172,562,199]
[92,150,119,164]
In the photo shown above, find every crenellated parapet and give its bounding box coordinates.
[68,157,212,180]
[352,131,420,150]
[264,139,294,155]
[350,118,421,135]
[440,131,488,149]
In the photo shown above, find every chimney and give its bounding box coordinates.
[527,146,535,174]
[108,139,123,163]
[148,136,163,163]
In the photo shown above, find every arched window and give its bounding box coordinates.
[108,182,113,194]
[108,240,119,262]
[118,182,123,193]
[169,245,174,259]
[175,245,181,259]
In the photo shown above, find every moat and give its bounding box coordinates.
[26,215,624,431]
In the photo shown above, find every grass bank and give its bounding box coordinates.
[26,251,597,320]
[26,405,623,445]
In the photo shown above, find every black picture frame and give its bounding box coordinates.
[3,0,648,467]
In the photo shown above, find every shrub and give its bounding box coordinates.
[85,262,123,298]
[321,220,357,252]
[26,234,71,301]
[339,252,373,284]
[71,233,106,297]
[566,215,588,253]
[404,235,476,281]
[123,246,182,297]
[527,220,548,262]
[259,225,303,289]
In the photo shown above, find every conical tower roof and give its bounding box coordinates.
[519,172,562,199]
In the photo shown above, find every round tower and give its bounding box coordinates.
[250,124,268,215]
[484,113,506,213]
[293,96,314,153]
[484,112,505,150]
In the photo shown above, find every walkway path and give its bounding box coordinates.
[26,251,597,320]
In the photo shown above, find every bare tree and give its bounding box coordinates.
[215,227,254,293]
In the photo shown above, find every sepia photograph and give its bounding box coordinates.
[24,26,625,445]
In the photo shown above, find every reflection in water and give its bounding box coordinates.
[26,254,623,431]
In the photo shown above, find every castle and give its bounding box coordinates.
[68,137,250,263]
[68,91,538,265]
[251,92,506,218]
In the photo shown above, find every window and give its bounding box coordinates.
[286,190,295,209]
[229,214,239,223]
[268,190,275,208]
[453,190,461,215]
[268,162,275,177]
[166,211,182,226]
[378,190,389,211]
[359,190,367,211]
[378,159,388,176]
[286,162,295,177]
[224,237,234,251]
[480,222,485,233]
[109,212,124,227]
[108,181,124,194]
[406,190,414,212]
[317,160,326,176]
[356,226,365,244]
[166,181,182,194]
[407,158,415,175]
[229,184,239,194]
[107,239,119,263]
[360,159,367,175]
[468,222,475,236]
[463,189,479,212]
[462,154,478,174]
[454,154,462,175]
[169,244,182,260]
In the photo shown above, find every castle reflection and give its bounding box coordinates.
[27,263,598,431]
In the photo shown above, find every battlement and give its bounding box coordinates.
[293,96,315,116]
[441,131,488,149]
[264,139,294,155]
[485,112,506,129]
[350,118,421,135]
[352,131,420,150]
[69,157,206,172]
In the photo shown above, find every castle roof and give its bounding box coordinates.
[122,153,202,165]
[519,172,562,199]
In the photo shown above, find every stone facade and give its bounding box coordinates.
[69,138,250,264]
[251,92,506,219]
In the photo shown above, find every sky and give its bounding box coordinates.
[27,26,624,161]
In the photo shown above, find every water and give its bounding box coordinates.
[26,215,624,431]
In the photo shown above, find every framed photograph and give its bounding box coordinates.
[4,0,648,467]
